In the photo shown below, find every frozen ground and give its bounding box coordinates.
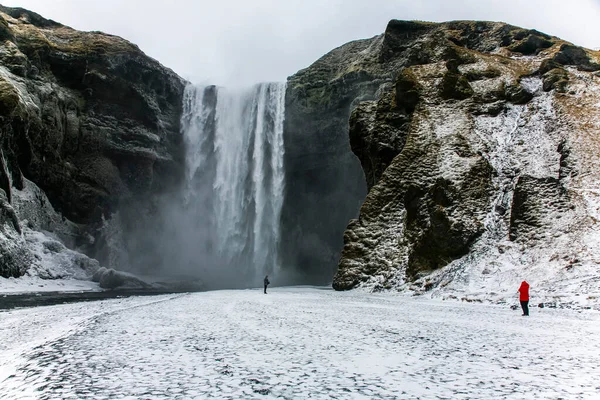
[1,287,599,399]
[0,276,100,294]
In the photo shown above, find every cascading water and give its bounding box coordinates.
[181,82,286,283]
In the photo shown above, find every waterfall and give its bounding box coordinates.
[181,83,286,282]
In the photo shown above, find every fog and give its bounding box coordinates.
[3,0,600,86]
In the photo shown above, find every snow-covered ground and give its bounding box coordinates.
[1,287,599,399]
[0,276,100,294]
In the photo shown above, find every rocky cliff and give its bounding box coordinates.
[332,21,600,306]
[282,30,416,282]
[0,5,185,279]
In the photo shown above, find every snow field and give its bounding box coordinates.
[1,287,599,399]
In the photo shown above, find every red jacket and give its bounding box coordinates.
[518,281,530,301]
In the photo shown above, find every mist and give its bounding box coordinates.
[109,83,293,290]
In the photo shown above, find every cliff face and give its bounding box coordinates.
[332,21,600,304]
[282,32,415,282]
[0,6,185,278]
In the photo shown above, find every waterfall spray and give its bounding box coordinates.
[182,83,286,283]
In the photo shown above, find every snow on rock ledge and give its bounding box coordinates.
[0,179,101,292]
[333,21,600,308]
[23,229,98,280]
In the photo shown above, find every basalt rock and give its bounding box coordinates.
[441,71,474,100]
[92,266,150,290]
[508,176,571,242]
[542,68,569,92]
[504,84,534,105]
[283,20,561,283]
[349,70,421,191]
[553,44,600,72]
[507,30,554,55]
[0,5,186,277]
[332,20,600,297]
[0,188,29,278]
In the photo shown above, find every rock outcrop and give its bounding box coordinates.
[92,266,150,290]
[283,25,425,282]
[332,20,600,304]
[0,5,185,278]
[0,187,29,278]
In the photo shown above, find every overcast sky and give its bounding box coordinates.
[4,0,600,86]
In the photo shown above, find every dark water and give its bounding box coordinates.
[0,289,193,311]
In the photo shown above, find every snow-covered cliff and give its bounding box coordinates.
[332,21,600,308]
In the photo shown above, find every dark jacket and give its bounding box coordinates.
[264,277,270,286]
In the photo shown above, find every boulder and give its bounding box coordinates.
[508,32,554,55]
[542,68,569,92]
[439,71,474,100]
[92,266,150,290]
[553,44,600,71]
[504,84,534,104]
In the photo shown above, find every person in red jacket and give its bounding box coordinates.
[518,281,530,316]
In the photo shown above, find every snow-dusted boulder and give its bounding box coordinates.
[22,229,99,280]
[92,266,150,290]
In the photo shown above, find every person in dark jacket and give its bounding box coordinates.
[518,281,530,316]
[264,275,270,294]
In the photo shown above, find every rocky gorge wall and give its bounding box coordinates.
[331,21,600,305]
[282,30,418,283]
[0,5,185,279]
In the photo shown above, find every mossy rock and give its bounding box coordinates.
[539,59,562,75]
[470,100,506,116]
[445,59,461,73]
[504,84,533,104]
[499,27,552,50]
[443,21,504,52]
[509,33,554,55]
[443,45,477,66]
[464,67,501,81]
[0,15,14,42]
[0,79,20,116]
[553,44,589,65]
[304,86,333,108]
[543,68,569,92]
[439,71,474,100]
[0,5,63,29]
[394,69,421,113]
[553,44,600,71]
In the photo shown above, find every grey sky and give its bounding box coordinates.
[3,0,600,86]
